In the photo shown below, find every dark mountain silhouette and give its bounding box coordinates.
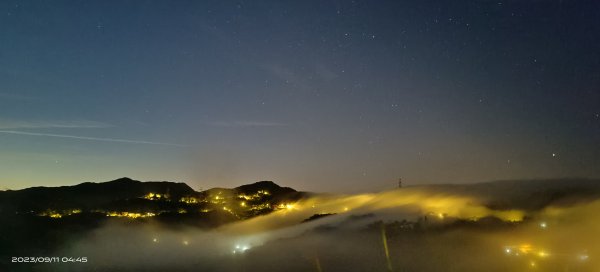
[235,180,294,193]
[0,177,306,222]
[0,177,194,213]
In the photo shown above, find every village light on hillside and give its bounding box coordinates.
[276,203,296,210]
[180,196,198,204]
[519,244,533,254]
[144,192,168,200]
[537,251,549,258]
[106,211,156,218]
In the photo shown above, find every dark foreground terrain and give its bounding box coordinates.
[2,178,599,272]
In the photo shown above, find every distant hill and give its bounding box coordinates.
[0,177,306,223]
[0,178,192,212]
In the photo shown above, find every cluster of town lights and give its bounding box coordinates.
[502,222,590,269]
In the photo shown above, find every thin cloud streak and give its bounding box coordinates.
[0,119,111,129]
[0,130,186,147]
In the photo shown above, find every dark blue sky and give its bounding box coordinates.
[1,0,599,192]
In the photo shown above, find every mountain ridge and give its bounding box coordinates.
[0,177,305,222]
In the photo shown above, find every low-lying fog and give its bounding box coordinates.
[48,182,599,271]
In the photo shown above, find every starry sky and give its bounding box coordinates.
[1,0,599,192]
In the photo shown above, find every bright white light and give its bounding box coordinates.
[579,254,589,261]
[539,222,547,229]
[232,244,251,254]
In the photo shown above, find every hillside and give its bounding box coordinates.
[0,177,305,221]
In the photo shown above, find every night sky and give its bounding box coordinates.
[1,1,599,192]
